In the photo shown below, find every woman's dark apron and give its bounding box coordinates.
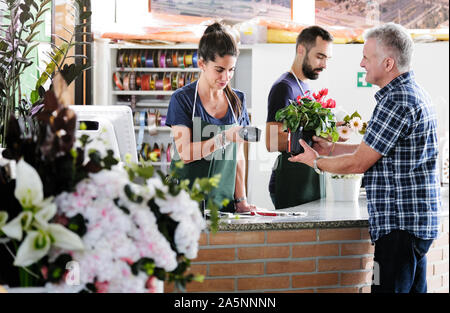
[170,81,238,212]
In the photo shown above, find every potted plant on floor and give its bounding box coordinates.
[275,88,340,155]
[0,0,92,148]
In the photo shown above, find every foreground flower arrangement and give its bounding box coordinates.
[1,156,211,292]
[0,80,218,292]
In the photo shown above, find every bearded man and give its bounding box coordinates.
[265,26,333,209]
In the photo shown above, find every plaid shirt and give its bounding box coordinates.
[362,71,441,243]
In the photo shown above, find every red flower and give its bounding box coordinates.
[296,95,303,104]
[313,88,328,102]
[325,98,336,108]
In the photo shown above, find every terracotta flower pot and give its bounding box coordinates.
[288,127,315,156]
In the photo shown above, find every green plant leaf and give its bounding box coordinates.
[40,0,52,10]
[331,130,339,142]
[0,40,7,51]
[350,111,361,119]
[19,4,30,13]
[51,33,69,44]
[30,0,39,11]
[35,7,50,20]
[22,42,39,58]
[29,20,44,33]
[35,71,49,89]
[136,165,154,180]
[30,89,40,104]
[25,30,40,43]
[60,63,91,86]
[35,42,69,89]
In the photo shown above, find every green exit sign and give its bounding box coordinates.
[357,72,372,87]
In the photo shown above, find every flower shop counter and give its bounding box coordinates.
[165,192,449,293]
[217,195,371,232]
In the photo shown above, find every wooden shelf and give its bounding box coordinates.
[113,90,174,96]
[106,41,253,50]
[134,126,171,132]
[114,67,201,72]
[135,103,169,109]
[116,101,170,108]
[108,42,199,50]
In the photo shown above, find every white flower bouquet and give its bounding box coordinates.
[0,86,219,293]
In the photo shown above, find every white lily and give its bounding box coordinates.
[14,159,43,210]
[6,159,85,267]
[33,201,57,228]
[33,195,84,255]
[48,224,84,250]
[12,213,85,268]
[14,231,52,267]
[12,209,84,267]
[33,201,83,249]
[1,211,33,241]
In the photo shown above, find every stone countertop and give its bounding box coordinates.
[215,190,449,232]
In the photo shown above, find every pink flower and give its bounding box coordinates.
[41,266,48,279]
[120,257,134,265]
[146,276,157,292]
[338,126,352,140]
[95,281,109,293]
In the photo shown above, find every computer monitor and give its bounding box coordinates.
[70,105,138,163]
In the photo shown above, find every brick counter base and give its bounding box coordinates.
[165,218,448,293]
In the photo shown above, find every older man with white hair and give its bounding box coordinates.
[288,23,441,293]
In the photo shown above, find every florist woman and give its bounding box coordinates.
[166,22,256,213]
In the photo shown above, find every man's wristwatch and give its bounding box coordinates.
[313,156,326,175]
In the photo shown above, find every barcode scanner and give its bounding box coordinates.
[239,126,261,142]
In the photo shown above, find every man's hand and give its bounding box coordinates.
[288,139,319,167]
[312,136,334,156]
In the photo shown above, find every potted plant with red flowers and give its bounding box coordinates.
[275,88,339,155]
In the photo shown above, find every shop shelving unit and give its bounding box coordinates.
[94,40,252,175]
